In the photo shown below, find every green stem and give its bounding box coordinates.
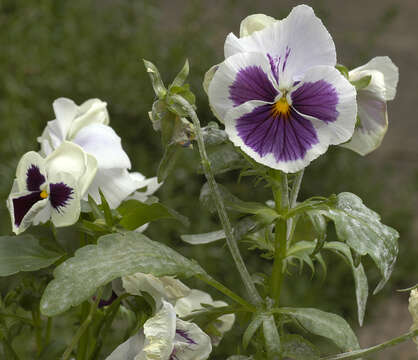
[32,307,43,355]
[61,288,103,360]
[270,171,289,304]
[45,317,52,347]
[287,170,304,244]
[321,328,418,360]
[198,274,256,312]
[76,302,90,360]
[173,94,262,306]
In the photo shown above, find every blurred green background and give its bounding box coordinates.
[1,0,417,358]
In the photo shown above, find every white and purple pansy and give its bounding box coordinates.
[105,301,212,360]
[341,56,399,155]
[38,97,161,209]
[208,5,357,172]
[7,142,98,234]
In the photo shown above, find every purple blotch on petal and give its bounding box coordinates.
[176,329,197,345]
[49,182,74,212]
[12,191,42,226]
[26,165,46,191]
[229,65,277,106]
[236,105,318,162]
[291,80,339,123]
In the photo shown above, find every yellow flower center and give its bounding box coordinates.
[272,96,290,117]
[40,190,49,199]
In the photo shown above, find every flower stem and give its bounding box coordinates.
[61,288,103,360]
[173,94,262,306]
[270,171,289,304]
[286,169,304,244]
[321,328,418,360]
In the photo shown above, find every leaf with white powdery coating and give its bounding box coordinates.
[40,232,206,316]
[282,334,320,360]
[314,192,398,293]
[280,307,360,352]
[0,235,63,276]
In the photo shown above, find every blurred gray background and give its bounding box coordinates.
[0,0,417,358]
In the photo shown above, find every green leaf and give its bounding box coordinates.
[88,194,104,220]
[0,235,62,277]
[324,242,368,326]
[350,75,372,90]
[243,313,264,349]
[158,143,182,182]
[262,315,281,357]
[118,199,189,230]
[335,64,349,79]
[170,59,189,88]
[282,334,320,360]
[200,182,279,224]
[201,122,228,147]
[181,230,225,245]
[318,192,398,293]
[203,64,219,95]
[99,189,114,227]
[206,143,247,175]
[143,59,166,98]
[280,307,359,352]
[40,232,206,316]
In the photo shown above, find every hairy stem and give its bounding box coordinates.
[270,171,289,304]
[321,328,418,360]
[173,94,262,306]
[61,288,103,360]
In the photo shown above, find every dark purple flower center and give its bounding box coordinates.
[12,191,43,226]
[26,165,46,191]
[49,182,74,212]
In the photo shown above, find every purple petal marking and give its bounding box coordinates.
[236,105,318,162]
[12,191,42,226]
[282,46,291,72]
[49,182,74,212]
[267,46,291,83]
[291,80,339,123]
[176,329,197,345]
[26,165,46,191]
[96,291,118,308]
[229,65,277,106]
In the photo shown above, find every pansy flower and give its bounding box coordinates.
[106,301,212,360]
[341,56,399,155]
[207,5,357,172]
[38,98,161,208]
[7,142,97,234]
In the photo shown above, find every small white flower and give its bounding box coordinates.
[38,97,161,209]
[341,56,399,155]
[106,301,212,360]
[409,289,418,348]
[174,289,235,346]
[122,272,191,307]
[7,142,97,234]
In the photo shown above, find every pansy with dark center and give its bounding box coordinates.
[7,142,96,234]
[208,5,357,172]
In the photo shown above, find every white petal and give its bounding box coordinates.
[341,93,388,155]
[208,52,277,123]
[239,14,276,37]
[87,169,146,209]
[139,301,176,360]
[128,176,162,203]
[350,56,399,101]
[45,141,98,197]
[174,290,213,318]
[105,332,145,360]
[294,65,357,146]
[68,98,109,139]
[172,318,212,360]
[224,5,336,82]
[72,123,131,170]
[16,151,47,192]
[122,273,190,307]
[52,98,78,141]
[7,192,49,235]
[48,172,81,228]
